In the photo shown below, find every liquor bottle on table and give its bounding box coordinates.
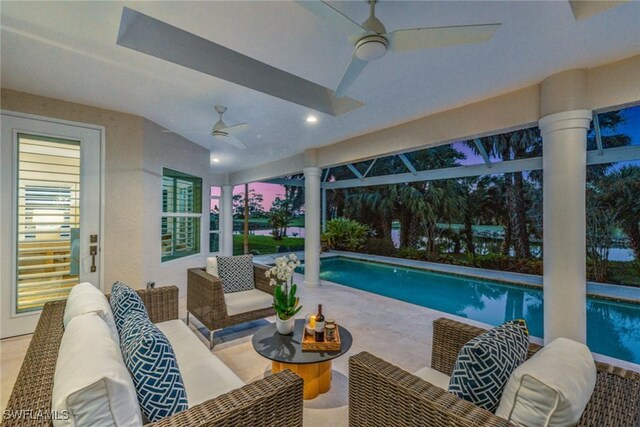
[314,304,325,342]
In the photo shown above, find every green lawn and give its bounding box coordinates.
[233,234,305,255]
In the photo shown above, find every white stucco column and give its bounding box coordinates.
[304,167,322,287]
[220,185,233,256]
[539,109,592,345]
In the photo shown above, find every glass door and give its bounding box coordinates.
[1,113,102,338]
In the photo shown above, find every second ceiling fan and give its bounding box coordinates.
[299,0,501,98]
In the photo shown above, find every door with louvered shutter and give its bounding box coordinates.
[1,113,102,338]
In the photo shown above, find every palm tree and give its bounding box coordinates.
[467,128,542,258]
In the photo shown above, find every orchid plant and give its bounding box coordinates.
[265,253,302,320]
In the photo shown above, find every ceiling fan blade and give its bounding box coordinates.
[220,123,249,135]
[569,0,628,20]
[297,1,366,37]
[221,135,248,150]
[388,23,501,52]
[117,7,363,116]
[334,53,368,98]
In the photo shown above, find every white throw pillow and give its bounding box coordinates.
[495,337,597,427]
[53,312,142,427]
[63,282,119,344]
[206,256,219,277]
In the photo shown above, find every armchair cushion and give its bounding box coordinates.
[448,319,529,412]
[217,254,255,293]
[413,366,451,390]
[496,337,597,427]
[224,289,274,316]
[120,312,188,422]
[206,256,219,277]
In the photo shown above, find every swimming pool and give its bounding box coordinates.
[307,256,640,363]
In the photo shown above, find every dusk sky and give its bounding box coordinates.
[214,106,639,212]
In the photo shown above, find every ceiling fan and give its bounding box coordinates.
[162,105,249,149]
[299,0,502,98]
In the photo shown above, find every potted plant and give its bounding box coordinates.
[265,253,302,334]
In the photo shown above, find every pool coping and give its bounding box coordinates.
[255,250,640,304]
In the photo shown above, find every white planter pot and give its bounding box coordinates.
[276,316,295,335]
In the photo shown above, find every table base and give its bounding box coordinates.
[272,360,332,400]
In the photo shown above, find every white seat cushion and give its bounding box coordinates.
[63,282,119,344]
[53,312,142,427]
[224,289,273,316]
[495,337,597,427]
[413,367,451,390]
[206,256,219,277]
[156,320,245,407]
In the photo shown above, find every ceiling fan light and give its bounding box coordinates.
[355,35,388,61]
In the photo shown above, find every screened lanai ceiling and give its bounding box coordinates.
[1,1,639,173]
[266,106,640,189]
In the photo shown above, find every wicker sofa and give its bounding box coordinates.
[2,286,303,427]
[349,317,640,427]
[187,264,275,348]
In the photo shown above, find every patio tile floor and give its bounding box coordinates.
[2,271,639,425]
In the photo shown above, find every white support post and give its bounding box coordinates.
[304,167,322,287]
[221,185,233,256]
[539,109,592,345]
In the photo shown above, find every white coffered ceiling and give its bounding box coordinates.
[1,1,639,173]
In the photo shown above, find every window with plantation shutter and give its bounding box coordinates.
[16,135,81,312]
[162,168,202,262]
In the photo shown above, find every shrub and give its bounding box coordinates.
[322,218,370,251]
[362,238,397,257]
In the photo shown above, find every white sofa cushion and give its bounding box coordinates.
[156,320,245,407]
[495,337,597,427]
[206,256,219,277]
[413,367,451,390]
[52,312,142,427]
[63,282,119,344]
[223,289,273,316]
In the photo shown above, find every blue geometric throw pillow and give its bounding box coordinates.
[448,319,529,413]
[119,312,188,422]
[110,281,148,333]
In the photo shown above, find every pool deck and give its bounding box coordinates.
[255,250,640,303]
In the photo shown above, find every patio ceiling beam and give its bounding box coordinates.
[262,178,305,187]
[346,164,364,180]
[593,113,603,156]
[473,138,493,168]
[322,145,640,190]
[398,153,417,175]
[323,157,542,189]
[586,145,640,165]
[363,159,377,178]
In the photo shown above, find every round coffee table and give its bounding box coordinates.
[252,319,353,399]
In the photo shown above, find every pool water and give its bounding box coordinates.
[307,257,640,363]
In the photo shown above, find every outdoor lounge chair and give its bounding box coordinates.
[349,317,640,427]
[187,262,275,348]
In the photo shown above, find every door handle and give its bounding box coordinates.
[90,245,97,272]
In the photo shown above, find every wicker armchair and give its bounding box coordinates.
[349,317,640,427]
[2,286,303,427]
[187,264,275,348]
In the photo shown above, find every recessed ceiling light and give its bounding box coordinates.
[212,158,220,163]
[306,115,318,123]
